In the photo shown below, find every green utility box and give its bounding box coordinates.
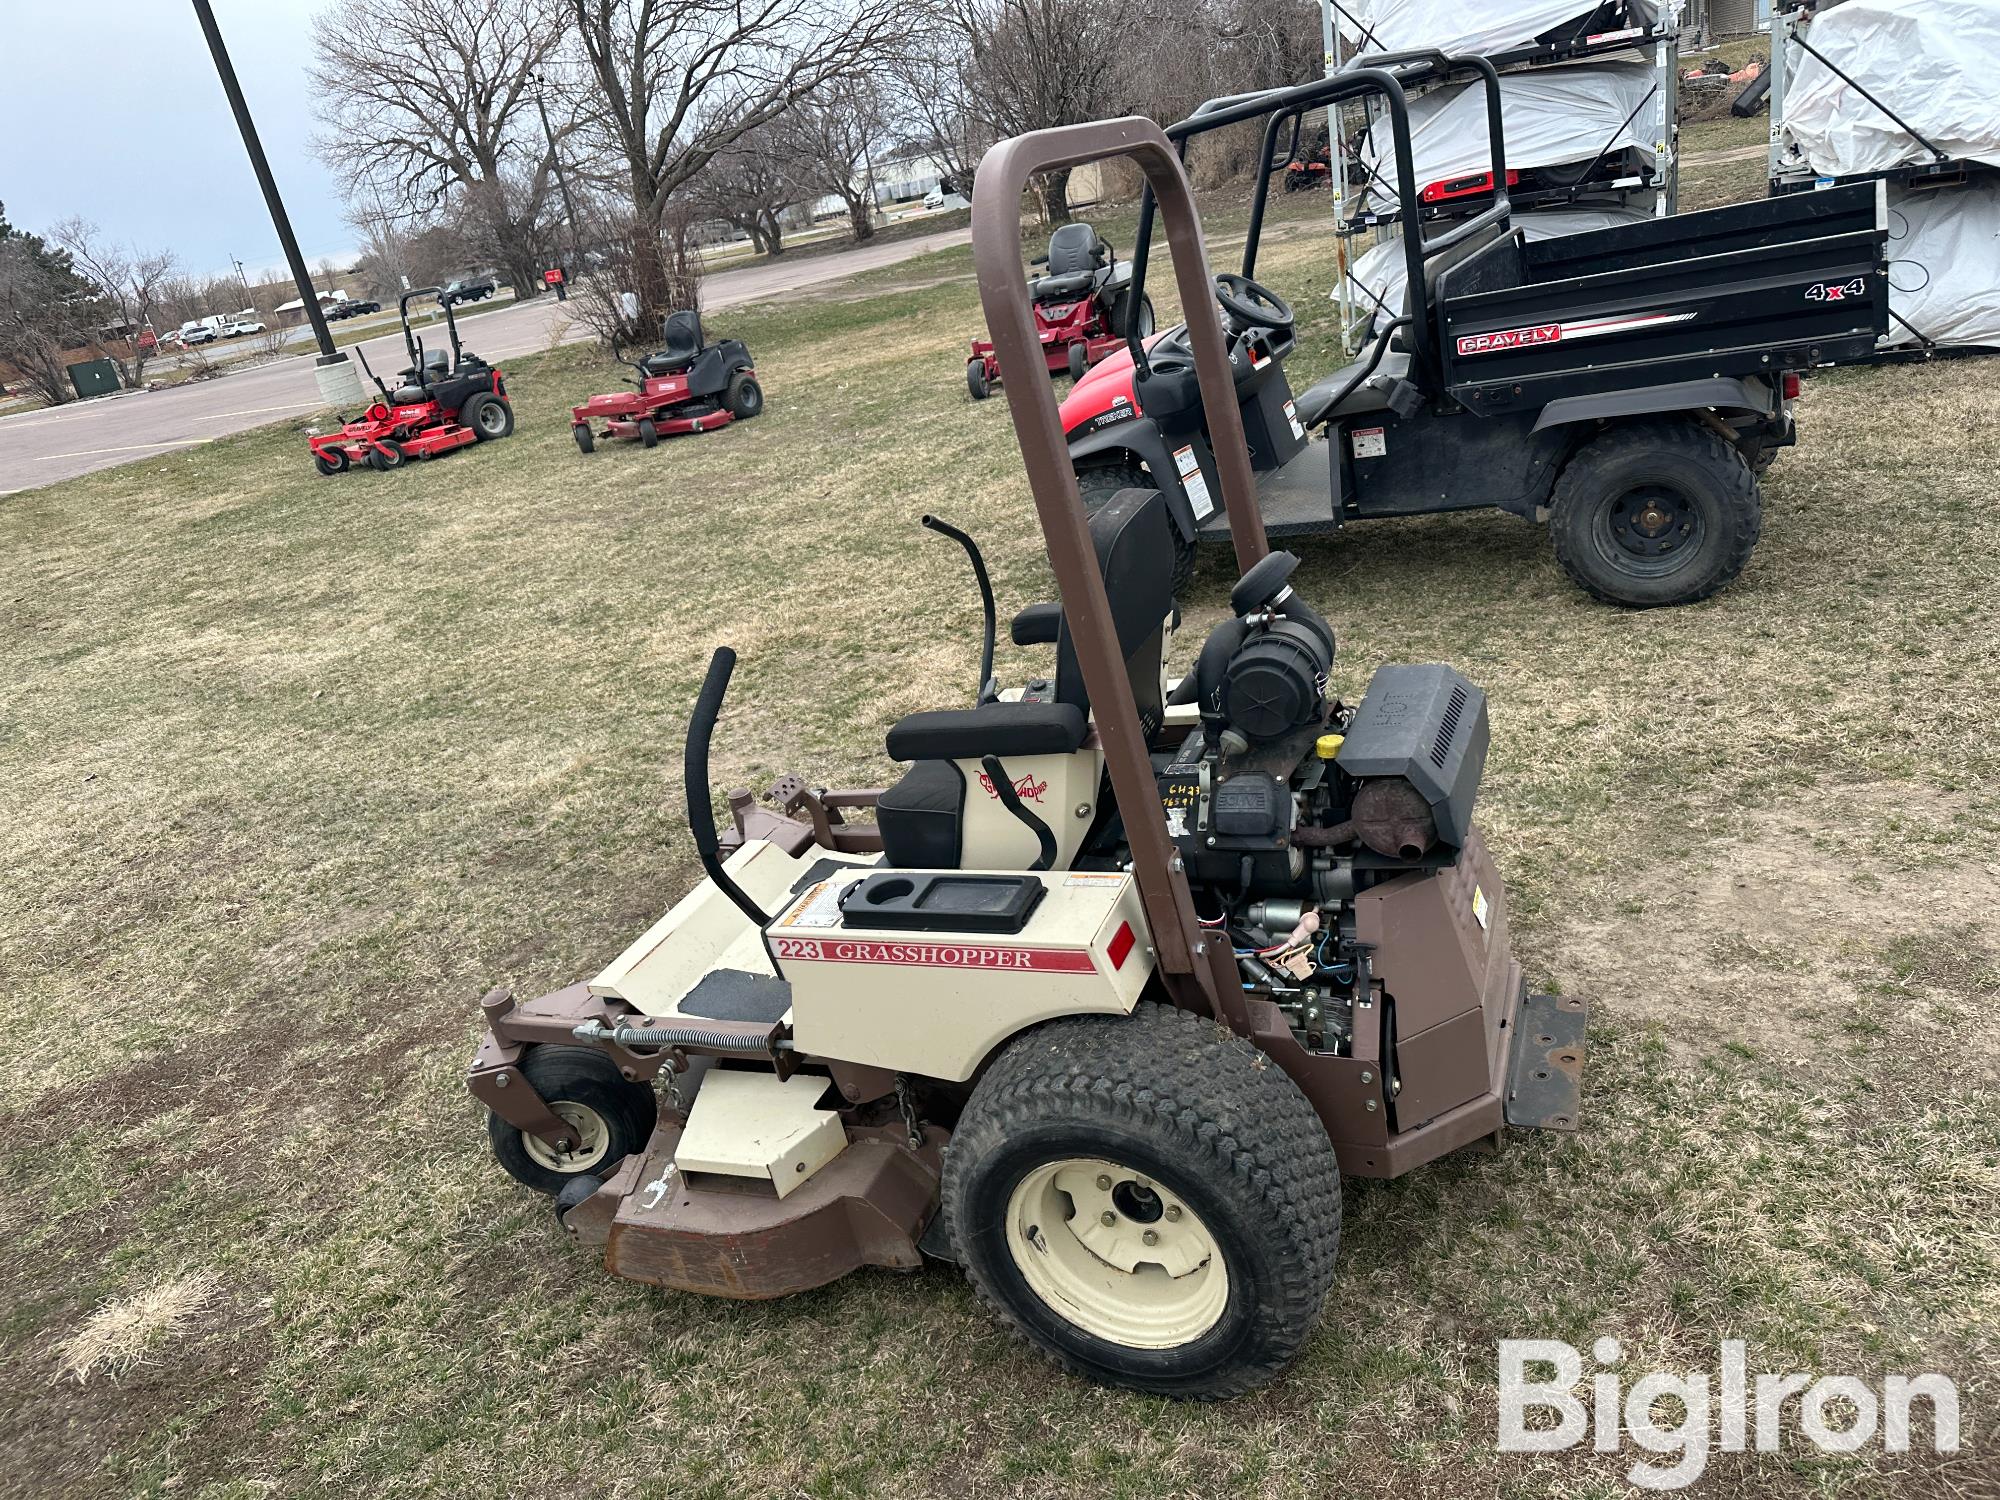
[67,357,122,399]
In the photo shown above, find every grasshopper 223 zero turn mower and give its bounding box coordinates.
[305,288,513,475]
[467,118,1586,1399]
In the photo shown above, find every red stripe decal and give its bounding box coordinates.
[1455,310,1697,358]
[773,937,1095,972]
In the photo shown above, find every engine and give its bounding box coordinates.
[1158,552,1489,1055]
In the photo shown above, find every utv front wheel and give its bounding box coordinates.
[487,1045,657,1195]
[942,1002,1341,1399]
[1549,419,1761,608]
[1077,463,1195,599]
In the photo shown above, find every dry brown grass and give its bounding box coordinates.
[2,177,1997,1498]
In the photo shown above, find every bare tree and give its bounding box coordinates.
[564,0,904,335]
[685,135,809,255]
[49,219,176,387]
[886,32,987,193]
[308,0,568,297]
[948,0,1140,222]
[790,78,888,242]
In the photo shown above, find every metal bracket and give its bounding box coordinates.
[1503,991,1586,1132]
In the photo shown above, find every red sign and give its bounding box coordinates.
[773,937,1094,972]
[544,267,565,285]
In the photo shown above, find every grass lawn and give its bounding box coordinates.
[3,159,1998,1500]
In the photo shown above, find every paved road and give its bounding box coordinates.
[0,225,972,497]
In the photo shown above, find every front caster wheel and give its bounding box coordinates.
[312,451,348,476]
[966,359,991,401]
[487,1045,657,1195]
[364,441,404,471]
[1067,341,1089,381]
[573,423,595,454]
[638,417,658,448]
[942,1002,1340,1399]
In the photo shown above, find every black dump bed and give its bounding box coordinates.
[1436,182,1888,416]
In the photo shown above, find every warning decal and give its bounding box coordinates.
[1174,444,1215,521]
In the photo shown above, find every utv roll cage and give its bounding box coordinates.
[1122,50,1512,396]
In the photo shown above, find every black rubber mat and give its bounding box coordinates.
[676,968,793,1024]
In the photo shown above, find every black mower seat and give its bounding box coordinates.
[645,309,705,374]
[1033,269,1097,300]
[1291,347,1415,429]
[886,701,1086,762]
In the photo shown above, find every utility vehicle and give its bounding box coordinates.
[1062,52,1890,607]
[305,287,512,475]
[468,116,1585,1400]
[967,221,1152,399]
[570,311,761,453]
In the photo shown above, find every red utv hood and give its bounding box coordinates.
[1059,336,1159,436]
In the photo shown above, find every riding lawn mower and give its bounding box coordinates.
[305,288,513,475]
[570,311,763,452]
[967,221,1154,400]
[467,118,1585,1400]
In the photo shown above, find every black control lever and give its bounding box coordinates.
[982,755,1057,872]
[922,515,999,704]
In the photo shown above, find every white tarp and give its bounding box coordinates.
[1335,0,1663,58]
[1783,0,2000,175]
[1880,182,2000,349]
[1347,204,1655,332]
[1359,62,1659,212]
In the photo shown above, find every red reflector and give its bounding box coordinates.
[1782,372,1802,401]
[1107,921,1136,971]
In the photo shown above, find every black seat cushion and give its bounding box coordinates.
[886,701,1087,763]
[1291,347,1414,429]
[1033,270,1096,300]
[877,759,964,869]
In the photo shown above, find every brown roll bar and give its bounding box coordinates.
[971,119,1269,1026]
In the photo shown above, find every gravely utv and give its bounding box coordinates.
[570,311,762,453]
[306,288,513,474]
[1060,53,1889,607]
[469,118,1585,1399]
[967,221,1153,399]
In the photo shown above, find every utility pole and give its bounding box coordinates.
[231,254,250,308]
[190,0,366,406]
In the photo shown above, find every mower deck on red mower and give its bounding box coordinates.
[572,310,762,452]
[966,221,1151,400]
[307,285,513,475]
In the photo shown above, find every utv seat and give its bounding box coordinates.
[643,310,705,375]
[877,488,1176,871]
[1032,222,1108,302]
[1290,346,1416,429]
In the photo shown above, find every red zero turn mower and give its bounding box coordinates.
[305,288,512,474]
[967,222,1152,399]
[570,311,762,452]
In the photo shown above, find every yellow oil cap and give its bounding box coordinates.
[1315,733,1345,760]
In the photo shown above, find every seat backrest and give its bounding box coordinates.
[1052,488,1175,738]
[422,347,449,376]
[1046,222,1105,279]
[662,309,704,362]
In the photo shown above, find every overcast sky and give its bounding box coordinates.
[4,1,355,281]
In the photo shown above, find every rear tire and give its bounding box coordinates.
[1107,291,1155,340]
[638,418,658,448]
[1549,419,1761,608]
[573,423,595,455]
[1078,463,1195,598]
[488,1045,658,1196]
[365,441,404,472]
[967,359,991,401]
[724,371,764,419]
[463,392,514,440]
[942,1002,1341,1399]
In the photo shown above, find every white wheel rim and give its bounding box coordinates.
[521,1101,611,1173]
[1004,1156,1228,1348]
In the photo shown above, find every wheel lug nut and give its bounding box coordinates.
[1142,1229,1159,1246]
[1096,1174,1112,1191]
[1100,1210,1116,1227]
[1165,1205,1182,1221]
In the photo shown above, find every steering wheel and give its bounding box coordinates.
[1213,273,1295,338]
